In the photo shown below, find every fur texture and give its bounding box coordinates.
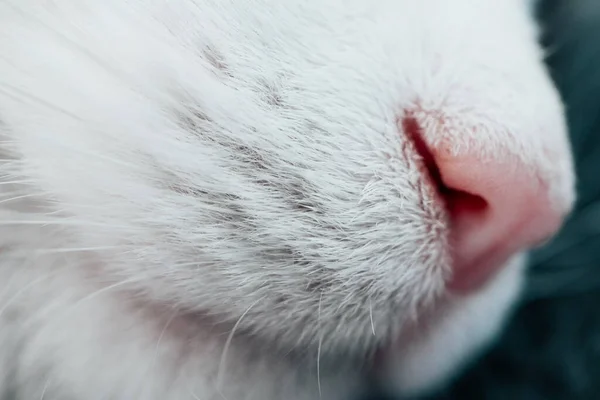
[0,1,575,399]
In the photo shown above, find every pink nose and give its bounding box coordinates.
[405,119,567,294]
[440,154,565,293]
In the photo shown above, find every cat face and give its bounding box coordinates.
[0,0,574,395]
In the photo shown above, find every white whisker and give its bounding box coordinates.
[0,84,83,121]
[33,246,124,255]
[189,389,202,400]
[0,273,52,320]
[317,290,323,398]
[130,307,180,400]
[0,220,131,229]
[369,298,375,336]
[216,297,263,396]
[0,180,34,185]
[47,277,143,328]
[152,308,178,371]
[0,192,46,204]
[40,378,51,400]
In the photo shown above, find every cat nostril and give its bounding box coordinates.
[403,116,567,294]
[441,155,565,294]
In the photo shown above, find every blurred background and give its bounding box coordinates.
[369,1,600,399]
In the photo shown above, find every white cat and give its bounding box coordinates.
[0,1,575,399]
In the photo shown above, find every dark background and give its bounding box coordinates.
[367,1,600,399]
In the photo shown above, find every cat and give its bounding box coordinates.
[0,1,575,399]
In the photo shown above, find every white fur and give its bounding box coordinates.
[0,1,574,399]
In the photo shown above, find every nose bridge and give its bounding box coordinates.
[409,56,572,173]
[408,102,524,168]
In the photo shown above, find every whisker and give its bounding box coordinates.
[33,246,124,255]
[40,378,51,400]
[0,273,53,320]
[0,84,83,121]
[369,297,376,336]
[152,307,178,371]
[189,390,201,400]
[0,180,34,186]
[128,307,180,400]
[46,277,144,329]
[0,220,132,229]
[169,261,203,269]
[317,290,323,398]
[216,297,263,396]
[0,192,46,205]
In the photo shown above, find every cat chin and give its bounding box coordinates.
[104,253,523,399]
[102,245,525,399]
[378,253,526,397]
